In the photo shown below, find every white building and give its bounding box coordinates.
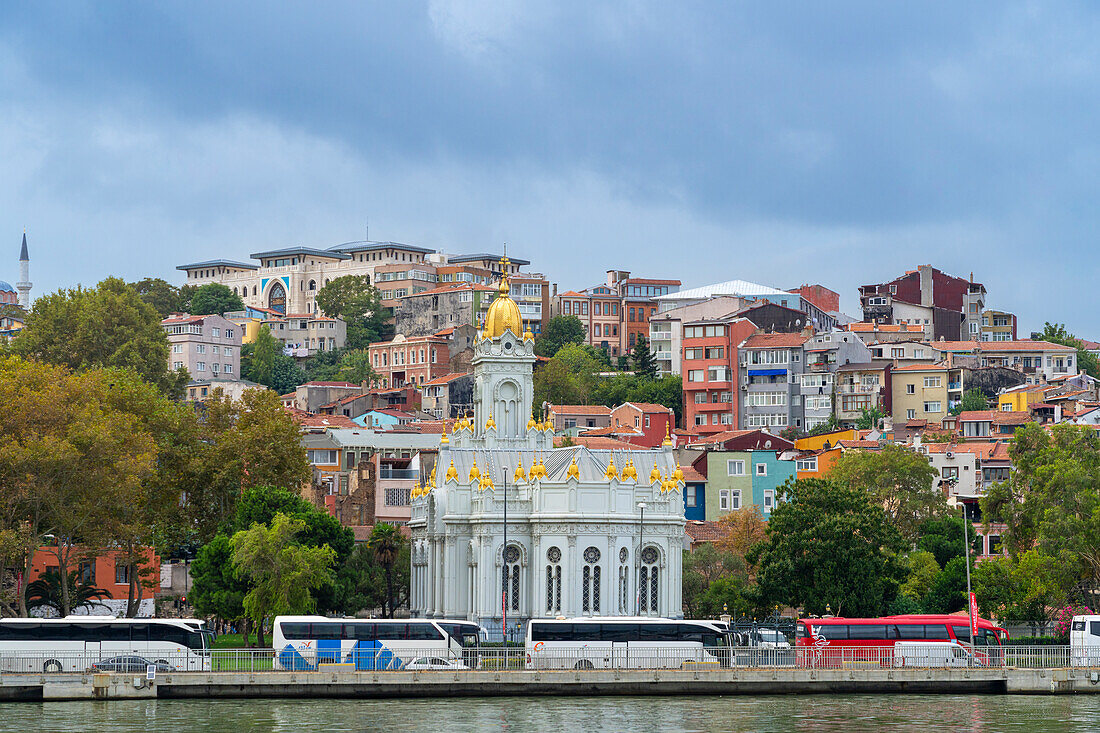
[409,259,685,639]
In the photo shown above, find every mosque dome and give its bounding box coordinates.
[483,263,523,339]
[0,282,13,293]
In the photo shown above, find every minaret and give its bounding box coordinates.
[17,232,31,309]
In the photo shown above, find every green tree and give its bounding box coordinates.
[248,326,279,387]
[335,350,377,385]
[315,275,392,349]
[831,444,945,543]
[129,277,183,318]
[368,523,407,618]
[856,406,886,430]
[916,516,981,569]
[190,534,250,639]
[899,550,940,603]
[982,423,1100,600]
[25,568,110,616]
[270,353,307,395]
[950,388,989,416]
[922,556,969,613]
[806,416,841,437]
[231,513,336,648]
[534,315,586,357]
[13,277,188,397]
[552,344,602,402]
[334,544,384,615]
[1039,322,1100,379]
[681,544,750,618]
[302,347,348,382]
[749,478,906,616]
[631,335,658,379]
[973,550,1078,626]
[190,283,245,316]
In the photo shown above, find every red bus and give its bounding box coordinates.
[796,614,1008,667]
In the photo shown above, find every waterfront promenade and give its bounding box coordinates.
[4,665,1100,701]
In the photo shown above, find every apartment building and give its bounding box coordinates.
[649,297,749,377]
[890,363,965,425]
[859,265,986,341]
[801,331,874,430]
[682,319,759,435]
[981,310,1018,341]
[655,279,837,332]
[394,282,499,336]
[161,313,242,381]
[702,449,796,519]
[368,333,455,388]
[738,332,811,432]
[834,362,890,427]
[260,313,346,356]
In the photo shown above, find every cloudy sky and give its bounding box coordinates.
[2,2,1099,335]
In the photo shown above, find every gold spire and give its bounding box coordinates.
[649,465,662,484]
[673,463,685,484]
[479,472,495,492]
[412,481,422,500]
[566,455,580,481]
[662,422,673,447]
[440,420,449,444]
[514,458,527,483]
[523,325,534,341]
[604,456,618,481]
[485,412,497,431]
[622,459,637,482]
[445,459,458,483]
[483,255,524,339]
[468,457,480,483]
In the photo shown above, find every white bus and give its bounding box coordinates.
[525,617,730,670]
[1071,615,1100,666]
[273,616,484,671]
[0,617,211,673]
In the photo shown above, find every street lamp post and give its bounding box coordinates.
[961,504,975,666]
[635,501,646,616]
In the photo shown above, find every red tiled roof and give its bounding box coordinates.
[619,402,673,413]
[680,466,707,483]
[686,430,756,446]
[396,420,448,434]
[904,419,929,428]
[550,405,612,416]
[992,411,1032,426]
[580,426,644,437]
[423,372,469,386]
[892,363,950,372]
[558,290,585,297]
[924,441,1010,460]
[685,521,730,544]
[304,381,359,388]
[956,411,994,423]
[554,436,639,450]
[837,440,882,449]
[979,340,1075,352]
[846,322,923,333]
[741,333,809,348]
[161,314,204,325]
[372,408,415,418]
[293,413,358,429]
[434,327,456,336]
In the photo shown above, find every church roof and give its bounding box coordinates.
[438,445,675,486]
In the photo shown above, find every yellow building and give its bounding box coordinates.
[997,384,1051,412]
[890,363,965,426]
[794,429,857,452]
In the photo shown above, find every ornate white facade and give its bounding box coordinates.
[408,262,685,639]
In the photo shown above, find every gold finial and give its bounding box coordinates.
[662,421,673,447]
[622,459,637,482]
[523,325,534,341]
[544,420,553,433]
[468,457,480,482]
[604,455,617,481]
[440,420,449,444]
[566,455,580,481]
[527,413,537,431]
[445,459,458,483]
[485,412,497,431]
[412,481,422,499]
[649,465,661,484]
[673,463,685,484]
[479,472,495,492]
[514,458,527,483]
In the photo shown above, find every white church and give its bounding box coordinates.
[408,258,686,639]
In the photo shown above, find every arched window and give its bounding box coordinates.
[502,545,521,613]
[252,285,257,296]
[309,280,316,291]
[618,547,629,614]
[546,546,562,615]
[639,546,659,615]
[582,546,601,614]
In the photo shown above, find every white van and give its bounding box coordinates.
[1070,615,1100,666]
[893,641,977,668]
[750,628,791,649]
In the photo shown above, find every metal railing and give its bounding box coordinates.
[4,645,1100,675]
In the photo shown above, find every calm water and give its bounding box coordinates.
[1,695,1099,732]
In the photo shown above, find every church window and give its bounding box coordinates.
[546,546,562,614]
[582,547,601,614]
[639,546,659,615]
[502,545,521,612]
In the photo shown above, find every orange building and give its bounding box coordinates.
[681,317,759,435]
[29,546,160,605]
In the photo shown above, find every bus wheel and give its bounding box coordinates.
[573,660,594,670]
[43,660,62,673]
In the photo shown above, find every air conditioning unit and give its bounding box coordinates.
[740,385,748,391]
[946,451,954,458]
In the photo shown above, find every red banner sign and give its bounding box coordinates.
[969,592,979,637]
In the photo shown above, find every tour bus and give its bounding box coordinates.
[1070,615,1100,666]
[796,614,1007,667]
[272,616,484,671]
[525,617,730,670]
[0,617,211,673]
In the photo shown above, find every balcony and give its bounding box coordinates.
[806,362,832,372]
[948,382,962,391]
[655,351,672,361]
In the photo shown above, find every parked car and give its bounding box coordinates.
[89,656,174,673]
[749,628,791,649]
[402,656,468,670]
[893,642,980,668]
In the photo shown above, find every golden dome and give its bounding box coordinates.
[527,415,537,431]
[604,456,618,481]
[649,465,662,484]
[483,258,524,339]
[468,458,480,482]
[514,459,527,483]
[566,456,580,481]
[485,412,497,431]
[673,464,685,484]
[445,459,458,483]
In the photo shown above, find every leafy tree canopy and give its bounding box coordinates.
[631,334,657,379]
[315,275,392,349]
[129,277,183,318]
[13,277,188,397]
[534,315,585,358]
[950,388,989,416]
[1039,322,1100,379]
[190,283,245,316]
[749,478,906,616]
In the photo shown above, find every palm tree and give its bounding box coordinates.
[368,523,405,618]
[26,569,110,616]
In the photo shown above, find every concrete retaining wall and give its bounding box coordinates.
[3,668,1100,701]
